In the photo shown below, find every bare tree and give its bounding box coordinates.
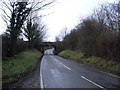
[57,27,68,41]
[0,0,55,56]
[55,36,61,42]
[0,1,31,56]
[92,1,120,33]
[23,15,46,48]
[60,1,120,60]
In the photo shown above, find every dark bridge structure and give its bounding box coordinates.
[40,42,58,55]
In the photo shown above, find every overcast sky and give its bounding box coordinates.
[0,0,116,41]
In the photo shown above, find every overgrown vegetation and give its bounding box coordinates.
[57,1,120,61]
[23,16,46,49]
[2,49,42,85]
[2,35,28,60]
[0,0,54,87]
[59,50,120,75]
[0,0,55,58]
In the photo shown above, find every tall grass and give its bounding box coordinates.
[59,50,120,75]
[3,49,42,85]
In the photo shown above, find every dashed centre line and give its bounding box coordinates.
[60,62,71,70]
[52,56,71,70]
[51,56,107,89]
[81,76,107,90]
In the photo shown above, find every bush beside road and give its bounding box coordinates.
[59,50,120,76]
[2,49,42,86]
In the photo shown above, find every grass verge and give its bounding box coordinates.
[59,50,120,75]
[2,49,42,85]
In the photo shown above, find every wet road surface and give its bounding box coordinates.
[41,49,120,89]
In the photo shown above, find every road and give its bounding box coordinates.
[40,49,120,89]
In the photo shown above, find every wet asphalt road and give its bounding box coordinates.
[41,49,120,89]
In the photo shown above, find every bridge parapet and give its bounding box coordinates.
[40,42,57,55]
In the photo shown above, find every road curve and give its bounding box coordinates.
[40,49,120,89]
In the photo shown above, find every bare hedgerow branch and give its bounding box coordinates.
[30,0,55,13]
[1,0,13,12]
[2,15,9,26]
[0,8,11,19]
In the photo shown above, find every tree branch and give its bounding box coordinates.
[0,8,11,19]
[1,0,12,12]
[31,0,55,13]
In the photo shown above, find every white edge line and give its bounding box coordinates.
[57,56,120,79]
[81,76,107,90]
[53,56,120,85]
[40,57,44,89]
[99,70,120,79]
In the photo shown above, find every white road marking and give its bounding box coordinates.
[100,70,120,79]
[81,76,107,90]
[60,63,71,70]
[40,57,44,89]
[52,56,71,70]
